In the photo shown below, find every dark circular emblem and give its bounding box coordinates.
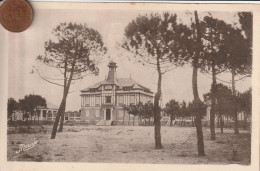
[0,0,33,32]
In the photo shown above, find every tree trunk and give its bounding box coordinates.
[58,101,66,132]
[122,112,125,125]
[37,109,40,125]
[195,115,205,156]
[50,94,68,139]
[149,117,151,126]
[51,59,75,139]
[227,116,229,128]
[220,112,224,133]
[244,113,248,130]
[30,114,33,125]
[153,55,163,149]
[232,69,239,134]
[192,10,205,156]
[57,57,69,132]
[170,116,173,126]
[210,36,216,141]
[133,116,135,126]
[138,116,141,126]
[220,117,224,133]
[128,114,130,126]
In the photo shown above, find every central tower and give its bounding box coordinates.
[107,61,118,82]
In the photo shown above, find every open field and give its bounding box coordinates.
[7,125,250,164]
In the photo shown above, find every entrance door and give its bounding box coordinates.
[106,109,111,120]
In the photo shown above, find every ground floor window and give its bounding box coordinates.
[86,110,89,117]
[119,110,124,117]
[95,109,100,117]
[43,110,46,117]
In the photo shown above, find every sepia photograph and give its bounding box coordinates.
[0,2,259,171]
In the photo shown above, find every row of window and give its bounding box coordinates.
[37,110,58,118]
[82,94,137,105]
[65,113,81,117]
[85,110,129,118]
[89,85,147,92]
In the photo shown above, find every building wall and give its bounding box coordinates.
[80,85,153,124]
[81,91,153,108]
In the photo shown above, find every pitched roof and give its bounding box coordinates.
[46,101,58,109]
[81,77,153,94]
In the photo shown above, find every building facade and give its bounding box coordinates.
[80,62,153,125]
[36,101,58,121]
[65,111,81,121]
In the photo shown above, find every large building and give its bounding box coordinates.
[80,62,154,125]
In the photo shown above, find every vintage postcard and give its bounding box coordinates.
[0,2,259,171]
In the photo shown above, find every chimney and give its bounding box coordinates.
[107,61,118,82]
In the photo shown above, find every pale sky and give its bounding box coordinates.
[7,9,251,111]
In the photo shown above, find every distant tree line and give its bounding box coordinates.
[8,94,46,125]
[163,84,251,132]
[123,101,154,126]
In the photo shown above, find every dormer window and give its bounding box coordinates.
[123,87,131,91]
[90,88,96,92]
[104,85,113,90]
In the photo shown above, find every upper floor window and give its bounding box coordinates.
[129,95,135,105]
[95,95,100,105]
[106,96,112,103]
[85,96,90,105]
[118,95,124,104]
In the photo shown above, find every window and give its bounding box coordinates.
[86,110,89,117]
[37,110,41,117]
[106,96,111,103]
[119,110,124,117]
[118,95,124,104]
[123,87,131,91]
[47,111,52,117]
[105,85,113,90]
[95,109,100,117]
[95,95,100,105]
[90,89,96,92]
[53,111,57,117]
[43,110,47,117]
[85,96,90,106]
[129,95,135,105]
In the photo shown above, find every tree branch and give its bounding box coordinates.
[34,67,64,87]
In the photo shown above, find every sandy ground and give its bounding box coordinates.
[7,125,250,164]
